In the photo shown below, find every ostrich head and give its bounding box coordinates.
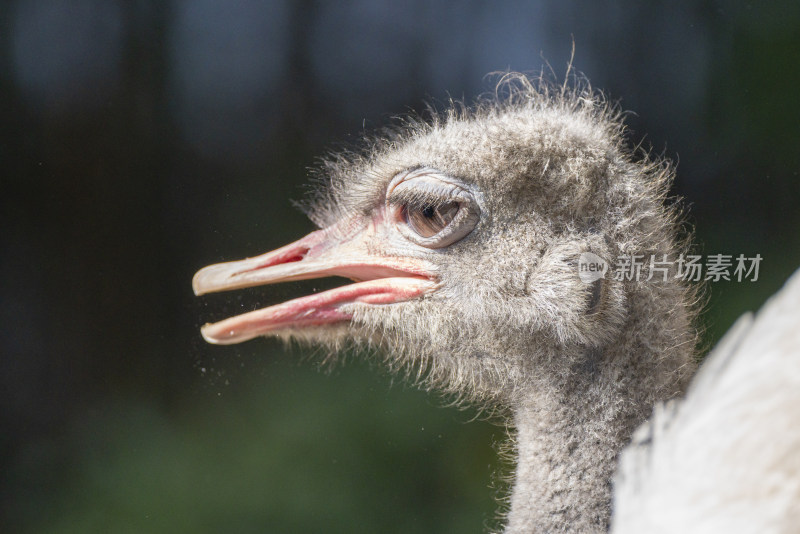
[193,75,698,531]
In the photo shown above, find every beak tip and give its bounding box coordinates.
[201,322,252,345]
[192,267,215,296]
[200,323,222,344]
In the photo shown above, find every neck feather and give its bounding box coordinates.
[503,345,692,533]
[500,277,698,532]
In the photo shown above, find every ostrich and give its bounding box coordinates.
[192,75,800,532]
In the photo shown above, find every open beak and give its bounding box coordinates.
[193,221,437,344]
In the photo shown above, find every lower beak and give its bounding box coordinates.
[193,224,437,344]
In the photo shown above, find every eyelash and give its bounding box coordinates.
[388,190,453,211]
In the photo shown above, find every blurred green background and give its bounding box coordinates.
[2,1,799,532]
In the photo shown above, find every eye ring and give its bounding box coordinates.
[386,168,481,249]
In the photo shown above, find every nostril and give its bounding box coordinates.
[248,245,311,272]
[281,251,308,264]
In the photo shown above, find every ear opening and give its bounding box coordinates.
[585,277,605,315]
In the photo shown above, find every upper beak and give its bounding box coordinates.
[193,221,437,345]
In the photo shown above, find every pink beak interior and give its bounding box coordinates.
[193,224,437,344]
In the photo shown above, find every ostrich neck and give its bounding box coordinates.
[504,368,646,533]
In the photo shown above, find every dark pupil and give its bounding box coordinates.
[406,201,460,238]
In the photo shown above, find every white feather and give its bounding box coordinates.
[613,268,800,534]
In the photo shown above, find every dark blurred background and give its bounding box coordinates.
[2,1,799,532]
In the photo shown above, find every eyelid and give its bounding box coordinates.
[386,168,474,206]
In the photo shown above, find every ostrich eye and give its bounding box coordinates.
[404,201,461,238]
[387,168,481,249]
